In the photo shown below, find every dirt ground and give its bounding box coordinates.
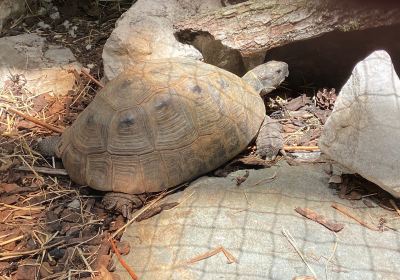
[0,2,134,279]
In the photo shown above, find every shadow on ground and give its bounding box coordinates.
[116,162,400,280]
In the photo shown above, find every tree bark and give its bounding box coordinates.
[174,0,400,57]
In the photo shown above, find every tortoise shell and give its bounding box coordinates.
[57,58,265,193]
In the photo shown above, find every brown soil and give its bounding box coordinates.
[0,1,134,279]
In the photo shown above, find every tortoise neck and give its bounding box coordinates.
[242,71,264,94]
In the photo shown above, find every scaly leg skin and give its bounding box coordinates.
[102,192,144,219]
[255,115,283,160]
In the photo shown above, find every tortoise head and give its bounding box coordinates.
[242,61,289,96]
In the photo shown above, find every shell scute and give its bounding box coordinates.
[107,106,154,155]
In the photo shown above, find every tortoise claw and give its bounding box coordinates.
[121,204,133,219]
[102,192,143,218]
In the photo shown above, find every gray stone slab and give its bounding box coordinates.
[0,34,80,97]
[116,163,400,280]
[320,50,400,198]
[102,0,224,81]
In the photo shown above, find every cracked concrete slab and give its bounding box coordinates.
[116,163,400,280]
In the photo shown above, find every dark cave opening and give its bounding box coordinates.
[263,24,400,91]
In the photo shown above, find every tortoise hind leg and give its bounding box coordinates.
[255,115,283,160]
[102,192,144,219]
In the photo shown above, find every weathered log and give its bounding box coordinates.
[174,0,400,58]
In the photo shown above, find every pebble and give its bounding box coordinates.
[67,199,81,210]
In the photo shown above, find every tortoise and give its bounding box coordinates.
[40,58,288,218]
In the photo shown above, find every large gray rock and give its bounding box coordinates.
[0,0,25,32]
[102,0,224,81]
[116,164,400,280]
[320,50,400,198]
[0,34,80,97]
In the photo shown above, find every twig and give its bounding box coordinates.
[76,247,94,274]
[283,146,320,152]
[282,227,317,278]
[136,202,179,222]
[15,166,68,176]
[389,200,400,216]
[292,276,316,280]
[37,249,47,280]
[18,155,41,179]
[246,171,277,188]
[80,69,104,88]
[325,232,338,280]
[0,233,13,240]
[110,237,138,280]
[184,246,237,265]
[69,80,90,107]
[7,107,64,133]
[24,0,34,14]
[0,230,99,261]
[111,195,165,239]
[331,203,380,231]
[361,193,378,198]
[0,235,25,246]
[0,204,44,211]
[174,191,195,208]
[295,207,344,232]
[0,240,64,261]
[24,192,73,207]
[111,184,186,238]
[41,270,95,280]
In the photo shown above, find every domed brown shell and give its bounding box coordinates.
[57,58,265,194]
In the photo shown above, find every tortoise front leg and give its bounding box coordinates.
[102,192,144,219]
[255,115,283,160]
